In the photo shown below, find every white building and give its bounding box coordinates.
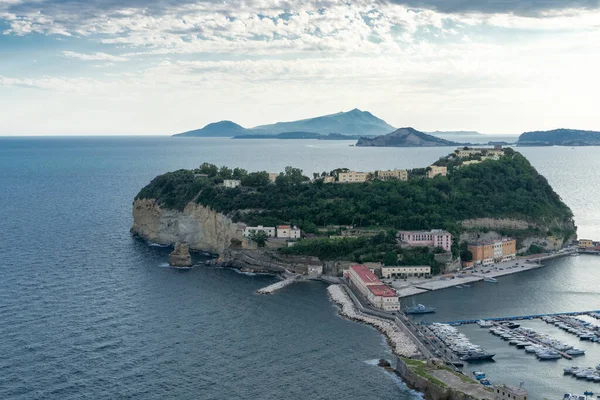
[223,179,241,188]
[348,265,400,311]
[276,225,301,239]
[243,225,276,238]
[381,266,431,278]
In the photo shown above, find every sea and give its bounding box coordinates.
[0,136,599,400]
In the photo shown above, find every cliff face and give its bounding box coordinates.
[131,198,247,253]
[214,249,323,274]
[356,127,461,147]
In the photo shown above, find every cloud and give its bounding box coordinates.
[62,51,129,62]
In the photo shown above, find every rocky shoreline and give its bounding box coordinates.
[327,285,419,358]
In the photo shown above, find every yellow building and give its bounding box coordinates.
[426,165,447,178]
[579,239,594,248]
[338,171,369,183]
[377,169,408,181]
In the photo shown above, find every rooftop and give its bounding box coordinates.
[277,225,291,229]
[350,264,380,284]
[368,284,397,297]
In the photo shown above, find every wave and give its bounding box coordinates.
[158,262,170,268]
[147,241,169,248]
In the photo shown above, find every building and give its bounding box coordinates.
[456,147,504,159]
[461,160,481,167]
[381,266,431,279]
[397,229,452,252]
[223,179,241,188]
[377,169,408,181]
[338,171,369,183]
[276,225,301,239]
[426,165,447,178]
[321,176,335,183]
[579,239,594,248]
[268,173,279,183]
[243,225,276,238]
[347,265,400,311]
[493,384,528,400]
[469,238,516,265]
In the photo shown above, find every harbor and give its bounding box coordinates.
[392,250,577,298]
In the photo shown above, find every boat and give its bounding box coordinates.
[483,276,498,283]
[500,321,520,329]
[566,348,585,356]
[461,351,496,361]
[479,378,492,386]
[477,320,494,328]
[404,303,436,314]
[472,370,486,380]
[564,366,580,375]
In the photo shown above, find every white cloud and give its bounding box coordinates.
[62,51,129,62]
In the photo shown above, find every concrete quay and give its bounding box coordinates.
[391,250,575,298]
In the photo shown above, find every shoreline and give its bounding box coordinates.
[327,285,420,358]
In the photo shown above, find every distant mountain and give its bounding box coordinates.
[232,132,363,140]
[251,108,395,136]
[173,121,248,137]
[356,127,462,147]
[517,129,600,146]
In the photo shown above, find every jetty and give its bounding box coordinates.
[439,310,600,326]
[256,274,301,294]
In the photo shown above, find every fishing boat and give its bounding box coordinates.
[472,370,486,380]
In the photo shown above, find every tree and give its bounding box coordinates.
[459,241,472,262]
[198,162,219,177]
[219,166,233,179]
[232,167,248,179]
[248,231,268,247]
[241,171,270,187]
[383,251,398,266]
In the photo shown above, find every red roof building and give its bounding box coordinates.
[348,265,400,311]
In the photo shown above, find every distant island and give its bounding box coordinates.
[356,127,462,147]
[173,108,394,137]
[232,132,363,140]
[426,130,483,137]
[517,128,600,146]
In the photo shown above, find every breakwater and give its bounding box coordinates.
[256,275,301,294]
[327,285,419,358]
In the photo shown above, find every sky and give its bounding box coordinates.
[1,0,599,136]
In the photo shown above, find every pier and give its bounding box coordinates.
[439,310,600,326]
[256,274,301,294]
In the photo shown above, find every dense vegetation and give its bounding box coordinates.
[279,232,445,273]
[136,153,574,235]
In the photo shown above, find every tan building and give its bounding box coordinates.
[426,165,447,178]
[456,147,504,158]
[347,265,400,311]
[579,239,594,248]
[381,266,431,278]
[338,171,369,183]
[277,225,301,239]
[469,238,516,265]
[493,384,528,400]
[268,173,279,183]
[322,176,335,183]
[377,169,408,181]
[461,160,481,167]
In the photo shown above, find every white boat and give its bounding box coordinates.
[566,348,585,356]
[477,320,493,328]
[483,276,498,283]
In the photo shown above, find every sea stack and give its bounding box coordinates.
[169,242,192,268]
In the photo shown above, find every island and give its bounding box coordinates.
[173,108,395,137]
[517,128,600,146]
[356,127,462,147]
[131,147,575,274]
[131,148,575,399]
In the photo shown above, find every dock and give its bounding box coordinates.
[440,310,600,326]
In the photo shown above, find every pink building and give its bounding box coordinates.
[397,229,452,252]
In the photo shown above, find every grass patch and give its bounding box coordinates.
[401,358,447,388]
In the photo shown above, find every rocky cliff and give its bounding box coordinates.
[213,249,323,274]
[131,198,247,254]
